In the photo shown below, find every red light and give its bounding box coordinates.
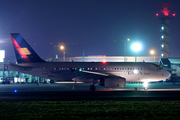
[172,13,176,17]
[102,61,106,64]
[164,13,169,16]
[156,13,159,16]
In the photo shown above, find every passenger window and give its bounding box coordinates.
[54,68,56,70]
[90,68,92,70]
[115,68,116,70]
[101,68,103,70]
[128,68,129,70]
[117,68,119,70]
[95,68,97,70]
[112,68,114,70]
[108,68,110,70]
[130,68,132,70]
[104,68,106,70]
[122,68,124,70]
[59,68,61,70]
[120,68,121,70]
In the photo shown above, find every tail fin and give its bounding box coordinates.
[10,33,45,63]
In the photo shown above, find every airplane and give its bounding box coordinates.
[8,33,171,91]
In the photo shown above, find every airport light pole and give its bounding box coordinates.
[150,50,155,62]
[131,42,142,62]
[124,38,130,62]
[60,45,65,62]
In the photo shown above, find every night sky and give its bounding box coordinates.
[0,0,179,61]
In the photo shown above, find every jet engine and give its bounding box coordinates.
[98,77,126,88]
[72,77,98,83]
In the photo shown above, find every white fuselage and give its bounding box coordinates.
[8,62,171,83]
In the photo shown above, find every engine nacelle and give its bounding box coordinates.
[72,77,98,83]
[98,77,126,88]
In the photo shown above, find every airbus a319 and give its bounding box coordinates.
[9,33,171,91]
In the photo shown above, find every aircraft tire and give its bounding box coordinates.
[90,85,95,91]
[144,87,148,91]
[50,80,54,84]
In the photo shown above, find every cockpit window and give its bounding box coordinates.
[152,63,162,70]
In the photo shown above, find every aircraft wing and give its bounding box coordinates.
[75,69,124,80]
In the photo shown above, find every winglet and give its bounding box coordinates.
[10,33,45,63]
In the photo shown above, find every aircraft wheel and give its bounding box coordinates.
[90,85,96,91]
[144,87,148,91]
[50,80,54,84]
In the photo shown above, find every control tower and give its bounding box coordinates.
[156,3,175,58]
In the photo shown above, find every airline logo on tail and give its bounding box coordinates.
[10,33,45,63]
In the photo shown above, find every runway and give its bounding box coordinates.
[0,82,180,101]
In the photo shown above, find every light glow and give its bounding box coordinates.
[172,13,176,17]
[131,43,142,52]
[143,81,148,88]
[133,70,138,74]
[161,35,164,39]
[60,45,64,50]
[102,60,106,64]
[161,44,164,48]
[150,50,155,55]
[161,26,164,30]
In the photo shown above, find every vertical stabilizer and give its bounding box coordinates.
[10,33,45,63]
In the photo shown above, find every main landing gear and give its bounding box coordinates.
[90,85,96,91]
[90,79,96,91]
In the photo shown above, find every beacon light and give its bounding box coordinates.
[102,60,106,64]
[172,13,176,17]
[79,68,82,72]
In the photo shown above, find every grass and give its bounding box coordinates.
[0,101,180,119]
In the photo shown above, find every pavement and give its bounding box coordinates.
[0,82,180,101]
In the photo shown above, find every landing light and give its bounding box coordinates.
[133,70,138,74]
[14,90,17,93]
[143,82,148,88]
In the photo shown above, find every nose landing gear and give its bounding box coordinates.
[143,81,148,91]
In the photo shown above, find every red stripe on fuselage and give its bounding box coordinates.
[11,35,31,63]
